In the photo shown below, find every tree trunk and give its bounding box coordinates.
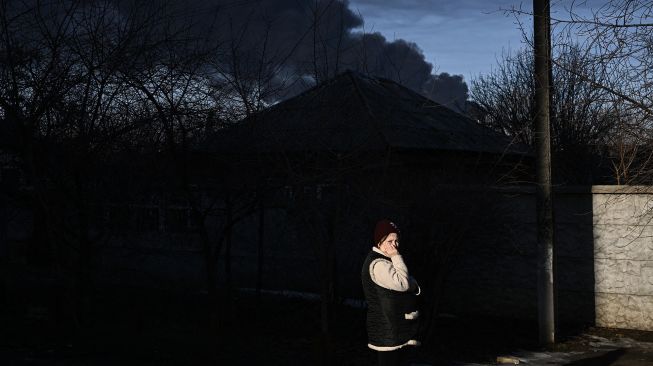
[320,188,339,365]
[225,198,233,291]
[197,203,219,336]
[0,196,7,310]
[256,203,265,300]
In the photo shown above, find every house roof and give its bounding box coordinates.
[203,71,528,156]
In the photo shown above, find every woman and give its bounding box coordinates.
[361,219,421,366]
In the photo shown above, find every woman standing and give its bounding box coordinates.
[361,219,421,366]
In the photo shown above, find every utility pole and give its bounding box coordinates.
[533,0,555,347]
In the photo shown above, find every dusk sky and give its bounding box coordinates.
[347,0,598,83]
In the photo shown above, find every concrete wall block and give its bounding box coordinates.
[494,223,536,256]
[594,224,653,260]
[593,194,653,225]
[556,256,594,291]
[557,289,595,324]
[595,259,653,295]
[447,253,537,289]
[497,196,536,223]
[441,284,536,320]
[596,293,653,330]
[556,223,595,258]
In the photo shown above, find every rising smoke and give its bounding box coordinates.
[43,0,470,110]
[204,0,470,109]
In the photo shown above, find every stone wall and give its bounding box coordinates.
[592,186,653,330]
[442,185,653,331]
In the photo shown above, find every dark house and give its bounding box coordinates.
[200,71,531,301]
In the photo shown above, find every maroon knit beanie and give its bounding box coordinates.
[374,219,399,245]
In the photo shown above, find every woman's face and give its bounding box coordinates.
[379,232,399,255]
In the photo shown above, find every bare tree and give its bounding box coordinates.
[0,0,200,328]
[470,41,618,183]
[555,0,653,117]
[502,0,653,183]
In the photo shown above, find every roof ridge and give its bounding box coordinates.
[347,72,391,149]
[378,76,517,138]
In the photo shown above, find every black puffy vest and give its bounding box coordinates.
[361,250,419,347]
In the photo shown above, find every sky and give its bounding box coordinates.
[62,0,602,108]
[347,0,599,84]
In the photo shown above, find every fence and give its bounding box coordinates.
[443,185,653,331]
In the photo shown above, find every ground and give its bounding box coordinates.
[2,286,653,365]
[462,332,653,366]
